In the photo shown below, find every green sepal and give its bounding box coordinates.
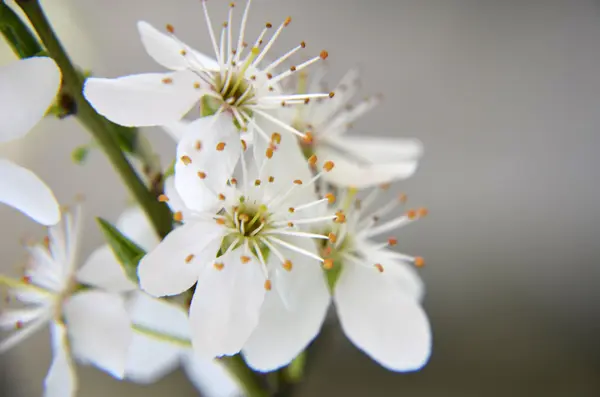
[96,217,146,284]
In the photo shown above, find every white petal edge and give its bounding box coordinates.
[138,219,224,297]
[63,290,132,379]
[0,57,61,143]
[0,159,60,225]
[83,70,200,127]
[334,262,432,372]
[137,21,219,71]
[182,352,243,397]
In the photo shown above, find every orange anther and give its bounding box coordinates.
[374,263,384,273]
[287,222,294,227]
[162,77,173,84]
[214,262,225,270]
[284,16,292,26]
[255,179,261,186]
[388,238,398,246]
[335,211,346,223]
[300,41,306,48]
[293,179,303,185]
[325,193,336,204]
[158,194,169,202]
[308,154,317,167]
[406,210,417,220]
[185,254,194,263]
[216,218,226,225]
[240,256,251,264]
[264,279,272,291]
[320,50,329,60]
[173,211,183,222]
[166,24,175,33]
[216,142,226,151]
[230,178,237,185]
[197,171,207,179]
[271,132,281,144]
[268,176,275,183]
[266,147,274,158]
[323,259,334,270]
[418,208,429,217]
[288,207,295,213]
[218,193,226,201]
[283,260,293,271]
[195,140,202,150]
[323,161,335,172]
[180,155,192,165]
[414,257,425,268]
[241,140,247,151]
[302,132,314,144]
[328,91,335,98]
[328,232,337,243]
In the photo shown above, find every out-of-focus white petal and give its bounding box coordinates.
[0,57,61,143]
[334,262,431,372]
[83,70,200,127]
[63,290,132,379]
[327,136,423,163]
[182,352,243,397]
[76,245,136,292]
[138,220,224,297]
[125,292,189,383]
[242,238,329,372]
[190,249,266,358]
[137,21,219,71]
[317,145,419,188]
[43,321,76,397]
[174,114,241,213]
[116,206,159,252]
[0,159,59,225]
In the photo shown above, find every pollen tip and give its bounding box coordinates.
[230,178,237,185]
[241,140,248,151]
[320,50,329,60]
[266,147,274,158]
[214,262,225,271]
[302,132,314,144]
[388,238,398,246]
[158,194,169,202]
[251,46,260,55]
[216,142,226,151]
[162,77,173,84]
[325,193,336,204]
[300,41,306,48]
[293,179,303,185]
[323,161,335,172]
[328,232,337,243]
[264,279,272,291]
[266,22,273,28]
[308,154,318,167]
[283,260,293,271]
[216,218,226,225]
[414,257,425,268]
[268,176,275,183]
[218,193,226,201]
[180,155,192,165]
[173,211,183,222]
[284,16,292,26]
[271,132,282,144]
[197,171,207,179]
[335,211,346,223]
[288,207,295,213]
[374,263,384,273]
[329,91,335,98]
[185,254,195,263]
[166,24,175,33]
[241,255,251,264]
[418,207,429,217]
[406,209,418,220]
[195,140,202,150]
[287,221,294,227]
[323,259,334,270]
[255,179,262,186]
[290,65,297,72]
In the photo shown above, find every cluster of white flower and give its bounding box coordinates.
[0,1,431,396]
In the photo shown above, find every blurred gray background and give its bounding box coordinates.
[2,0,600,395]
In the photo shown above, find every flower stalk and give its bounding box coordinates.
[13,0,172,238]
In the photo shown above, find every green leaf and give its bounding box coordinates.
[96,217,146,284]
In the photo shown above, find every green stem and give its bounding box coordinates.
[0,1,42,58]
[220,355,270,397]
[15,0,172,238]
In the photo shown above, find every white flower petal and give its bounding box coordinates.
[64,290,132,379]
[0,57,61,143]
[182,352,243,397]
[83,70,200,127]
[174,114,241,212]
[190,249,266,358]
[317,145,419,188]
[137,21,219,71]
[327,136,423,163]
[0,159,59,225]
[163,176,192,218]
[138,220,224,297]
[334,262,431,372]
[116,206,159,252]
[76,245,136,292]
[43,321,76,397]
[125,292,189,384]
[242,238,330,372]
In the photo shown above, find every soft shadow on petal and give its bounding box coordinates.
[76,245,136,292]
[0,159,60,225]
[83,70,200,127]
[190,249,266,358]
[242,238,330,372]
[0,57,61,143]
[334,262,432,372]
[63,291,132,379]
[116,207,159,252]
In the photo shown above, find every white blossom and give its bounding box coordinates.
[84,0,332,168]
[319,187,431,371]
[0,57,61,225]
[0,209,132,397]
[282,69,423,188]
[138,115,335,371]
[81,206,242,396]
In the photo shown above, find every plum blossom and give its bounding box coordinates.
[0,208,132,397]
[283,69,423,188]
[318,187,431,371]
[84,0,333,169]
[0,57,61,225]
[138,115,336,371]
[80,206,242,396]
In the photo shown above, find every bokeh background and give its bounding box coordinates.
[2,0,600,395]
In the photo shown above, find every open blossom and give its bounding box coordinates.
[0,57,61,225]
[318,187,431,371]
[283,69,423,188]
[81,206,241,396]
[0,209,132,397]
[138,115,336,371]
[84,0,333,168]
